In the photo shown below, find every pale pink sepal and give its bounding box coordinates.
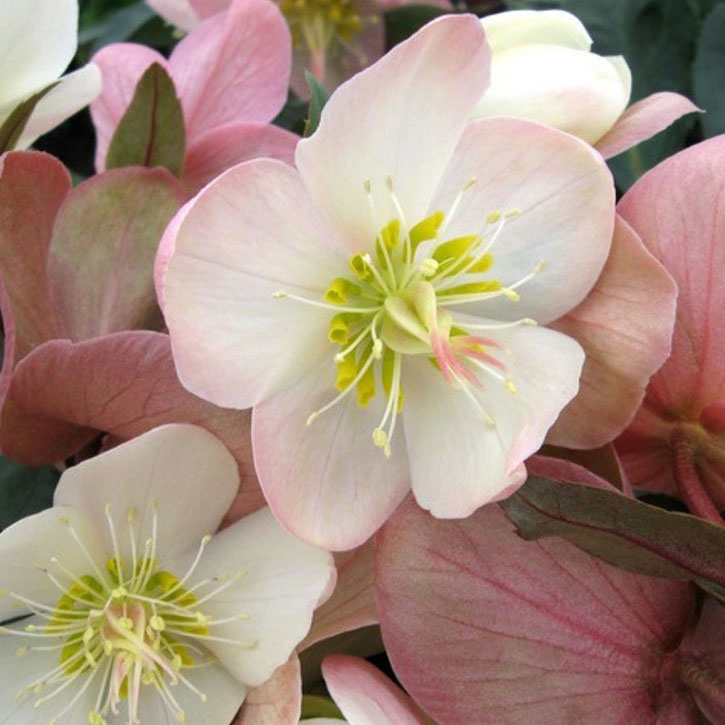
[547,214,677,449]
[322,655,431,725]
[376,497,697,724]
[90,43,170,170]
[183,122,298,196]
[234,655,302,725]
[147,0,200,30]
[170,0,291,143]
[595,92,701,160]
[0,331,264,520]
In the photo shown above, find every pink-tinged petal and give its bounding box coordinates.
[527,454,622,493]
[0,151,69,378]
[183,122,298,195]
[0,332,263,524]
[295,15,490,255]
[402,323,584,518]
[618,135,725,414]
[146,0,200,30]
[252,358,411,551]
[235,656,301,725]
[170,0,291,142]
[190,0,232,17]
[163,159,348,409]
[90,43,170,170]
[15,63,102,149]
[48,167,184,341]
[376,498,697,724]
[56,423,239,562]
[595,92,701,160]
[322,655,430,725]
[547,215,677,449]
[680,598,725,722]
[168,507,335,686]
[431,117,615,325]
[303,541,377,649]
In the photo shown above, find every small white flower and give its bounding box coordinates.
[0,424,335,724]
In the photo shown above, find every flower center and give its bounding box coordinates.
[275,176,545,456]
[278,0,365,54]
[0,503,253,725]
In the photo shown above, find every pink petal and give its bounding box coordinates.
[252,359,411,551]
[376,498,698,724]
[0,151,69,389]
[547,215,677,449]
[183,122,298,195]
[322,655,430,725]
[90,43,170,170]
[302,541,377,650]
[295,15,490,256]
[189,0,231,18]
[595,92,701,160]
[146,0,201,30]
[48,167,184,341]
[170,0,291,143]
[234,656,301,725]
[0,332,263,519]
[430,117,615,325]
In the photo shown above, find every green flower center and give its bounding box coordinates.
[278,0,365,53]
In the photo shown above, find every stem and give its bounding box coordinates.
[679,656,725,711]
[670,429,725,525]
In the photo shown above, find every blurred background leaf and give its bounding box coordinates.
[0,457,59,532]
[693,2,725,137]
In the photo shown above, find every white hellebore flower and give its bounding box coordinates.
[473,9,631,145]
[159,16,615,551]
[0,0,102,149]
[0,424,335,725]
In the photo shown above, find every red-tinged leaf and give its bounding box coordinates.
[48,167,184,341]
[106,62,186,177]
[501,475,725,589]
[0,332,263,516]
[376,498,698,724]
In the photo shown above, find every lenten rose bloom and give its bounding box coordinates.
[0,0,101,150]
[158,15,616,550]
[0,425,335,724]
[473,9,699,160]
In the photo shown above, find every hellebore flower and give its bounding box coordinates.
[159,15,617,550]
[0,0,101,150]
[0,424,335,724]
[144,0,450,97]
[91,0,297,196]
[473,9,699,159]
[616,136,725,522]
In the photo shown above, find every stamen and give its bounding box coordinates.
[334,312,381,362]
[372,352,402,457]
[136,502,160,593]
[450,369,497,428]
[456,317,536,330]
[360,253,391,295]
[385,175,412,265]
[437,177,476,240]
[364,179,397,287]
[273,290,380,314]
[105,504,125,588]
[58,517,109,589]
[162,535,212,598]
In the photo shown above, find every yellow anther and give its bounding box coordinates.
[372,339,383,359]
[127,507,137,523]
[85,650,97,667]
[505,207,522,218]
[419,258,439,277]
[486,210,502,224]
[176,710,186,723]
[119,617,133,630]
[83,626,95,643]
[172,654,183,671]
[505,380,517,395]
[502,288,520,301]
[104,640,114,655]
[150,615,166,631]
[111,586,128,599]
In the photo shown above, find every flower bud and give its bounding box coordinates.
[474,10,631,144]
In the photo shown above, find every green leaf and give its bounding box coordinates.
[106,63,186,177]
[300,695,344,720]
[693,3,725,137]
[0,82,58,153]
[501,476,725,589]
[78,2,155,51]
[304,72,330,138]
[384,5,450,49]
[274,93,308,136]
[0,456,59,531]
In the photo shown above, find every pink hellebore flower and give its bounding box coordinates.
[91,0,297,196]
[159,15,622,551]
[0,424,335,724]
[474,9,700,160]
[145,0,450,97]
[616,136,725,522]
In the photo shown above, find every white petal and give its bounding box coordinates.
[295,15,489,256]
[136,661,245,724]
[0,620,98,725]
[252,359,411,550]
[167,508,335,686]
[54,424,239,565]
[14,64,102,149]
[403,322,585,517]
[429,117,615,324]
[0,0,78,108]
[163,159,350,409]
[481,9,592,53]
[0,507,107,621]
[147,0,200,31]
